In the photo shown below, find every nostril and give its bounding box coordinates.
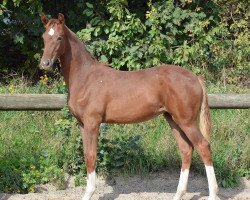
[40,59,51,69]
[42,60,50,67]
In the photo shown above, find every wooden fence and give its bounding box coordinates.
[0,94,249,111]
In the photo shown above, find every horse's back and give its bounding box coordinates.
[98,64,202,124]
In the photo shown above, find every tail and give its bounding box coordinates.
[198,77,211,141]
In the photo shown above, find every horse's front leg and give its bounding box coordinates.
[79,118,100,200]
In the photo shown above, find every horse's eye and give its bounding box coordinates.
[58,36,63,41]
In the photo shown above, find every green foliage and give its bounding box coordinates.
[0,80,68,193]
[0,0,87,80]
[21,155,66,192]
[0,110,65,193]
[74,165,87,187]
[53,106,84,176]
[0,0,43,78]
[97,133,142,174]
[76,0,249,84]
[211,109,250,187]
[213,145,239,188]
[0,75,66,94]
[0,0,249,84]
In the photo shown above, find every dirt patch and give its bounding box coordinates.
[1,170,249,200]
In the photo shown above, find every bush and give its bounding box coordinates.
[0,0,249,84]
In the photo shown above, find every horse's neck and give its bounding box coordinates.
[60,26,96,91]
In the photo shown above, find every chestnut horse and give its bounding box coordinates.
[40,13,218,200]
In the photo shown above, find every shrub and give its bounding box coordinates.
[0,0,249,84]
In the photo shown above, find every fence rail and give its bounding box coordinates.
[0,94,249,111]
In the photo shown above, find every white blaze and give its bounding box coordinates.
[48,28,55,36]
[82,171,96,200]
[205,165,218,200]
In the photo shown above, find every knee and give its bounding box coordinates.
[198,139,211,154]
[181,146,193,156]
[84,152,97,169]
[180,146,193,160]
[180,146,193,169]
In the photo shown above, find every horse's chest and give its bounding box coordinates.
[67,93,103,120]
[67,99,78,117]
[67,97,87,120]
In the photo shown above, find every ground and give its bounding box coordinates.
[1,170,249,200]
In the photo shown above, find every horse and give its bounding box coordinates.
[40,13,218,200]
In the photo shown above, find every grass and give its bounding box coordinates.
[0,78,249,192]
[0,111,63,192]
[103,109,250,182]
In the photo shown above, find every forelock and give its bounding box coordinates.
[46,19,60,28]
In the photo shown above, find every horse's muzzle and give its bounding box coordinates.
[40,58,54,71]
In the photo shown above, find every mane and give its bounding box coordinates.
[65,25,97,62]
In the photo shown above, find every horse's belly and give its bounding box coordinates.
[104,98,165,123]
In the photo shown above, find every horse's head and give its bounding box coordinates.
[40,13,66,70]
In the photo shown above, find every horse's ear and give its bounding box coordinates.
[58,13,65,24]
[41,13,49,27]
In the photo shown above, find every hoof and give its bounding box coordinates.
[173,190,186,200]
[82,188,95,200]
[208,195,219,200]
[208,185,219,200]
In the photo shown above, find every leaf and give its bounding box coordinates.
[86,2,93,8]
[90,17,101,26]
[137,52,143,58]
[83,9,93,17]
[100,55,108,63]
[129,46,139,53]
[104,27,109,34]
[148,46,154,54]
[94,27,101,37]
[14,34,24,44]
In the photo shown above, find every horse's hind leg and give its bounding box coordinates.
[164,113,194,200]
[178,122,218,200]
